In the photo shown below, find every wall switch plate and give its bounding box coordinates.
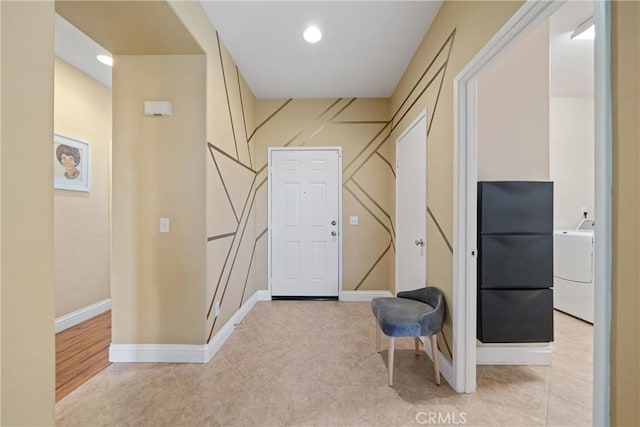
[214,301,221,317]
[349,216,359,225]
[160,218,170,233]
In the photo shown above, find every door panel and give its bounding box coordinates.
[396,114,427,292]
[396,112,427,294]
[271,149,340,296]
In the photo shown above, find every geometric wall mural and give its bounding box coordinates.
[205,30,456,349]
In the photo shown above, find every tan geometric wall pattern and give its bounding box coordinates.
[204,25,457,355]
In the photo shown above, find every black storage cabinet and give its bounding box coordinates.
[477,181,554,343]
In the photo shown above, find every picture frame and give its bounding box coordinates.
[54,133,91,192]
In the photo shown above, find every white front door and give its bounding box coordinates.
[396,111,427,294]
[270,148,341,297]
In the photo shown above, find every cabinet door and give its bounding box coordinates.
[478,181,553,234]
[478,289,553,343]
[478,234,553,289]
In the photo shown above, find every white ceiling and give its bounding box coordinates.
[549,1,594,97]
[200,1,442,99]
[53,2,594,99]
[55,14,112,88]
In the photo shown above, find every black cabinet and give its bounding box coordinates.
[478,181,553,234]
[478,235,553,289]
[477,181,553,343]
[477,289,553,343]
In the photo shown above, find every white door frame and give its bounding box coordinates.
[395,109,428,296]
[267,146,343,298]
[452,1,611,425]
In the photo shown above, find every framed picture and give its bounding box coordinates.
[54,133,91,192]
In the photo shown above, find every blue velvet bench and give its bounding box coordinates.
[371,287,445,386]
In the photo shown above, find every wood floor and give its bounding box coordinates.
[56,311,112,402]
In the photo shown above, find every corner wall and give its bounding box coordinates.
[111,54,206,345]
[54,58,111,318]
[1,1,55,424]
[389,0,524,360]
[167,1,258,344]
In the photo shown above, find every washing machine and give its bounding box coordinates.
[553,219,595,323]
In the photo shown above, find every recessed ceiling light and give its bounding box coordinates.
[303,26,322,44]
[97,54,113,67]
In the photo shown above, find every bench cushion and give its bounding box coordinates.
[371,297,435,337]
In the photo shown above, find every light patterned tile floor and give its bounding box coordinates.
[56,302,593,426]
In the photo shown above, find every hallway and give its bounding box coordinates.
[55,302,592,426]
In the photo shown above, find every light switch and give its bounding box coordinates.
[160,217,170,233]
[349,216,359,225]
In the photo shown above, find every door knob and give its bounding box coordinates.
[331,220,337,226]
[415,239,425,247]
[331,231,337,236]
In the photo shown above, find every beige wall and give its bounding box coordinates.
[111,55,206,345]
[253,98,393,293]
[549,97,595,229]
[478,21,550,181]
[0,1,55,425]
[54,58,111,318]
[389,0,524,360]
[611,1,640,425]
[169,1,259,343]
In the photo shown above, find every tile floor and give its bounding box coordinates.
[56,301,593,426]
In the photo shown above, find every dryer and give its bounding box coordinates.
[553,220,595,323]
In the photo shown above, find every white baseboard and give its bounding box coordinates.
[340,290,393,301]
[422,336,455,387]
[255,289,271,301]
[109,343,206,363]
[202,291,261,362]
[55,298,111,333]
[109,291,263,364]
[476,344,552,365]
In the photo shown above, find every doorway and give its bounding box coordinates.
[395,111,428,295]
[269,147,342,297]
[453,0,610,425]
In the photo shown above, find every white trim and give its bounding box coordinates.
[267,147,343,299]
[592,1,612,425]
[255,289,272,301]
[109,291,265,363]
[109,343,205,364]
[203,291,261,362]
[54,298,111,333]
[453,0,612,403]
[476,345,552,366]
[422,336,455,387]
[395,110,428,296]
[339,290,393,302]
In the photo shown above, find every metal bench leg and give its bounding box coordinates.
[376,323,381,353]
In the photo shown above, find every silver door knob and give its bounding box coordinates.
[415,239,424,247]
[331,231,337,236]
